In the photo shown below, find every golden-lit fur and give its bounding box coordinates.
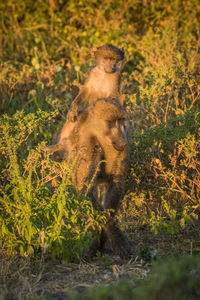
[67,44,125,122]
[43,98,131,257]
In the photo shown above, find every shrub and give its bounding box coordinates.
[0,110,108,259]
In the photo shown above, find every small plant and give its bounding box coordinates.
[140,245,158,263]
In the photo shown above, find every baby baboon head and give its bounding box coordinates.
[92,44,125,73]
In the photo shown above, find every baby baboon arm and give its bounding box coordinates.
[67,87,90,122]
[119,93,125,105]
[118,77,126,105]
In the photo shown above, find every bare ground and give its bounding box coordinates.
[1,226,199,300]
[0,253,148,300]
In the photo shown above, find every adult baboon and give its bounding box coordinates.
[44,98,131,258]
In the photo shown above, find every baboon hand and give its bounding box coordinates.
[67,108,78,122]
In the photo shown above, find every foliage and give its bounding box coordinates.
[0,111,108,259]
[0,0,200,258]
[71,255,200,300]
[123,112,200,235]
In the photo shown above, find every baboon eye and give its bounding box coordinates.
[103,57,115,62]
[107,120,115,127]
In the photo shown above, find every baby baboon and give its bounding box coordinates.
[67,44,125,122]
[42,44,126,159]
[44,98,131,258]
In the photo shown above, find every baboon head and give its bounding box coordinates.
[92,44,125,73]
[88,98,128,151]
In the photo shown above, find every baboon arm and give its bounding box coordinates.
[67,87,90,121]
[119,78,125,93]
[119,78,126,105]
[105,222,131,258]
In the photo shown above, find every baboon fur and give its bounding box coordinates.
[92,44,125,61]
[45,44,126,160]
[44,98,131,258]
[67,44,125,122]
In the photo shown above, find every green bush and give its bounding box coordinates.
[0,110,108,259]
[124,111,200,235]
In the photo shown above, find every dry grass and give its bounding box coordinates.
[0,248,149,300]
[1,223,200,300]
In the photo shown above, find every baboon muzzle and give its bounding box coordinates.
[112,138,127,151]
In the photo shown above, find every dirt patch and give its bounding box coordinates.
[0,251,149,300]
[1,227,199,300]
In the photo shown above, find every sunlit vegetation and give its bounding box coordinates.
[0,0,200,298]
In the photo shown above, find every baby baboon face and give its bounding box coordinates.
[92,44,125,74]
[99,56,118,73]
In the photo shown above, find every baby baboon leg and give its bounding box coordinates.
[41,143,65,154]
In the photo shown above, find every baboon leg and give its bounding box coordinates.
[102,181,131,258]
[88,188,103,212]
[88,229,108,257]
[72,144,104,211]
[105,221,131,259]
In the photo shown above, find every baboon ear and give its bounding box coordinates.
[121,47,125,54]
[92,47,98,57]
